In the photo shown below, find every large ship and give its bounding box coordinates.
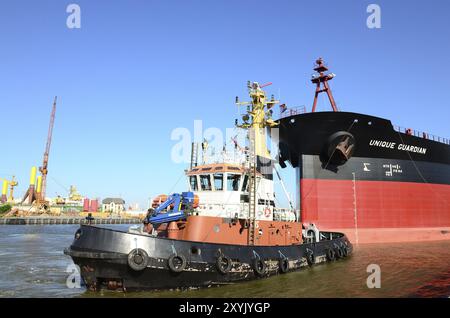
[278,58,450,244]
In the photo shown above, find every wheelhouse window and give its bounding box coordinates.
[189,176,198,191]
[213,173,224,191]
[242,174,249,192]
[200,175,212,191]
[227,173,241,191]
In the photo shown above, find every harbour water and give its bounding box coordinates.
[0,225,449,298]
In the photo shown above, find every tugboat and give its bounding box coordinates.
[64,81,352,291]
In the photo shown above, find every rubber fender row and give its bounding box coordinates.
[127,249,188,273]
[127,245,350,273]
[326,243,350,262]
[217,254,291,277]
[128,247,293,276]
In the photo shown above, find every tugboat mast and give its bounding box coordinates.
[236,82,279,245]
[311,58,338,112]
[235,81,279,158]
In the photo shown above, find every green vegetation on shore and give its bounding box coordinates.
[0,204,12,215]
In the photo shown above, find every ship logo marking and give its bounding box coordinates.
[363,163,371,172]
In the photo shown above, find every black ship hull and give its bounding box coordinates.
[278,111,450,167]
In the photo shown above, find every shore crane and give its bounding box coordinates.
[38,96,57,205]
[20,97,57,207]
[1,176,18,203]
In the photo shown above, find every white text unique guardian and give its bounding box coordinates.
[369,140,427,155]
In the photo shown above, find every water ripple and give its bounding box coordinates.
[1,225,450,298]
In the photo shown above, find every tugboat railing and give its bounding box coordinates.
[393,125,450,145]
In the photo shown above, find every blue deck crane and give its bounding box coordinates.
[146,192,195,225]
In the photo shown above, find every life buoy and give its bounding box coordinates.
[216,255,233,274]
[264,207,271,218]
[252,258,266,277]
[278,258,289,273]
[326,248,336,261]
[306,251,315,266]
[168,254,187,273]
[127,248,149,271]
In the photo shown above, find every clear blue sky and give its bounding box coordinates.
[1,0,449,209]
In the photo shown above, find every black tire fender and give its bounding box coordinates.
[278,258,289,274]
[252,258,267,277]
[335,246,344,259]
[326,248,336,261]
[306,251,315,266]
[127,248,149,271]
[342,245,349,257]
[168,254,187,273]
[216,255,233,274]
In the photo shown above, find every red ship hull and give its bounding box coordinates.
[301,179,450,244]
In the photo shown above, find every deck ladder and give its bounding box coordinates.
[247,128,257,245]
[190,142,199,170]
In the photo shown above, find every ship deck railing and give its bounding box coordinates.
[277,106,449,145]
[279,106,307,119]
[393,125,450,145]
[278,105,344,119]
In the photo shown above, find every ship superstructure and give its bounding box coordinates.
[182,82,295,224]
